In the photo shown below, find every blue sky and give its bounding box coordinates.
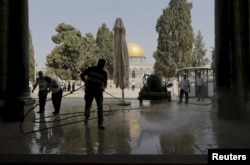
[29,0,214,70]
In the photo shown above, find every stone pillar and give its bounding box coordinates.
[212,0,250,120]
[245,2,250,121]
[0,0,8,109]
[211,0,233,118]
[2,0,30,122]
[231,1,250,120]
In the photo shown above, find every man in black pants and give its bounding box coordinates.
[80,59,108,129]
[44,76,63,115]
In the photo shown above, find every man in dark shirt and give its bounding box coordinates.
[80,59,108,129]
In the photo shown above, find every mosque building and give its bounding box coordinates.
[127,42,154,88]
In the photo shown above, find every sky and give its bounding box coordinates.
[29,0,214,70]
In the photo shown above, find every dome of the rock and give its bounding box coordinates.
[127,43,145,58]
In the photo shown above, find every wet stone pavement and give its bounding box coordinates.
[1,87,250,164]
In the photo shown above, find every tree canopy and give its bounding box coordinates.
[45,22,114,80]
[192,30,209,67]
[96,23,114,79]
[154,0,194,78]
[29,30,35,81]
[46,23,84,80]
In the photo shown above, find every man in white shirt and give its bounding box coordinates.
[132,80,135,91]
[179,73,190,104]
[32,71,48,113]
[196,73,205,101]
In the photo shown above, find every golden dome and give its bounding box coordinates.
[127,43,145,58]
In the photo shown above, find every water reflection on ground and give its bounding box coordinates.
[28,98,214,155]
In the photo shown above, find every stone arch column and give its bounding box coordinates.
[0,0,8,102]
[1,0,31,122]
[212,0,250,120]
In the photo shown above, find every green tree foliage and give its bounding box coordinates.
[96,23,114,79]
[210,47,215,68]
[154,0,194,78]
[46,23,84,80]
[29,30,35,81]
[81,33,99,70]
[192,30,209,67]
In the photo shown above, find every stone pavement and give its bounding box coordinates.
[0,86,250,164]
